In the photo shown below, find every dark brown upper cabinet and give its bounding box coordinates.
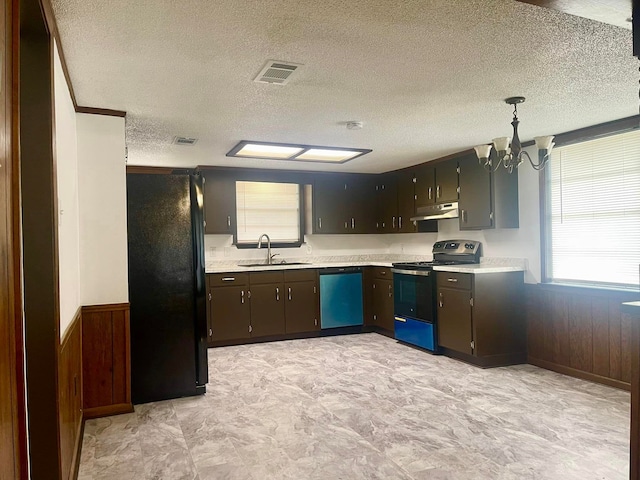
[375,175,398,233]
[203,171,236,234]
[415,160,458,208]
[458,153,519,230]
[312,174,376,234]
[396,170,417,233]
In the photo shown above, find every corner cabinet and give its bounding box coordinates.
[458,153,519,230]
[202,171,236,235]
[436,270,526,367]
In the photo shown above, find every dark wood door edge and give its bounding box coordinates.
[81,303,130,313]
[70,418,84,480]
[528,356,631,391]
[75,106,126,118]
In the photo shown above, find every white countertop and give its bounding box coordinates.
[206,256,526,274]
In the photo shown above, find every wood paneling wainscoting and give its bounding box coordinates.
[82,303,133,419]
[58,309,83,480]
[526,283,638,391]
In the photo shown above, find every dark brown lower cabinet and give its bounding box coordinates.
[209,285,251,341]
[371,267,394,332]
[437,286,472,354]
[285,279,320,334]
[436,270,525,367]
[207,269,320,343]
[249,283,286,337]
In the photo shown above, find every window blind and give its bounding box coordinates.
[545,129,640,288]
[235,181,301,244]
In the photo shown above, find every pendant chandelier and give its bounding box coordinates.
[474,97,555,173]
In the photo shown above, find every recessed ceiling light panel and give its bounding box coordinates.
[226,141,371,164]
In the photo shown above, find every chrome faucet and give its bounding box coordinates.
[257,233,272,265]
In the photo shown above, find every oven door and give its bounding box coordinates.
[391,269,434,323]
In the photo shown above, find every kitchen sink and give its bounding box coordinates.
[238,262,311,267]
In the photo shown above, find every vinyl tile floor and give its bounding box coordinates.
[77,333,630,479]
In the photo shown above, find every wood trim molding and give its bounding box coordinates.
[126,166,176,175]
[39,0,77,107]
[60,306,81,347]
[75,106,126,118]
[82,302,130,313]
[553,115,640,147]
[529,356,631,391]
[83,403,134,420]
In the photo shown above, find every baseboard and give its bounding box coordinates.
[440,347,527,368]
[70,419,84,480]
[528,356,630,391]
[83,403,134,420]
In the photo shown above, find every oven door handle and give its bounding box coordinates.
[391,268,431,277]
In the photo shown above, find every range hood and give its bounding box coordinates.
[410,202,459,222]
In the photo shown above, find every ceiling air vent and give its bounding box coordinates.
[173,136,198,146]
[254,60,302,85]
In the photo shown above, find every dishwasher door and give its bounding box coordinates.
[319,268,364,329]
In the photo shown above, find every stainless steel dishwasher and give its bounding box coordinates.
[319,267,364,329]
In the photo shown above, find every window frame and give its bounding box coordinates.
[232,181,305,249]
[540,116,640,290]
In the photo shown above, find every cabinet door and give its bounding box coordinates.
[203,172,236,234]
[414,164,435,208]
[372,278,394,331]
[313,175,346,233]
[458,153,492,230]
[285,280,319,334]
[348,176,377,234]
[376,177,398,233]
[437,287,472,354]
[396,171,417,233]
[210,286,251,341]
[434,161,459,203]
[250,283,286,337]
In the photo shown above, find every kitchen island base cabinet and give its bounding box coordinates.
[436,271,525,367]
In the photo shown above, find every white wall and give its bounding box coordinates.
[206,148,542,283]
[53,40,81,339]
[77,114,129,305]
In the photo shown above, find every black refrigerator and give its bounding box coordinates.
[127,172,208,404]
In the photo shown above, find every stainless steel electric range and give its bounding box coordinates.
[391,240,481,352]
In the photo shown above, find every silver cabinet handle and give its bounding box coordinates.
[209,328,212,337]
[241,290,245,304]
[394,317,406,322]
[227,215,231,228]
[288,287,292,301]
[447,278,458,283]
[344,221,348,229]
[351,218,355,229]
[399,216,402,230]
[436,185,441,198]
[388,284,392,298]
[439,292,443,308]
[318,217,322,230]
[314,286,317,294]
[392,216,396,229]
[428,186,432,200]
[380,270,386,275]
[208,292,212,301]
[314,318,318,326]
[222,277,235,282]
[276,287,280,301]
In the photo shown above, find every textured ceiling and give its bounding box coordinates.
[51,0,637,173]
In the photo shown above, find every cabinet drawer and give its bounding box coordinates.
[372,266,392,279]
[436,272,472,290]
[208,273,249,287]
[284,269,317,283]
[250,271,284,285]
